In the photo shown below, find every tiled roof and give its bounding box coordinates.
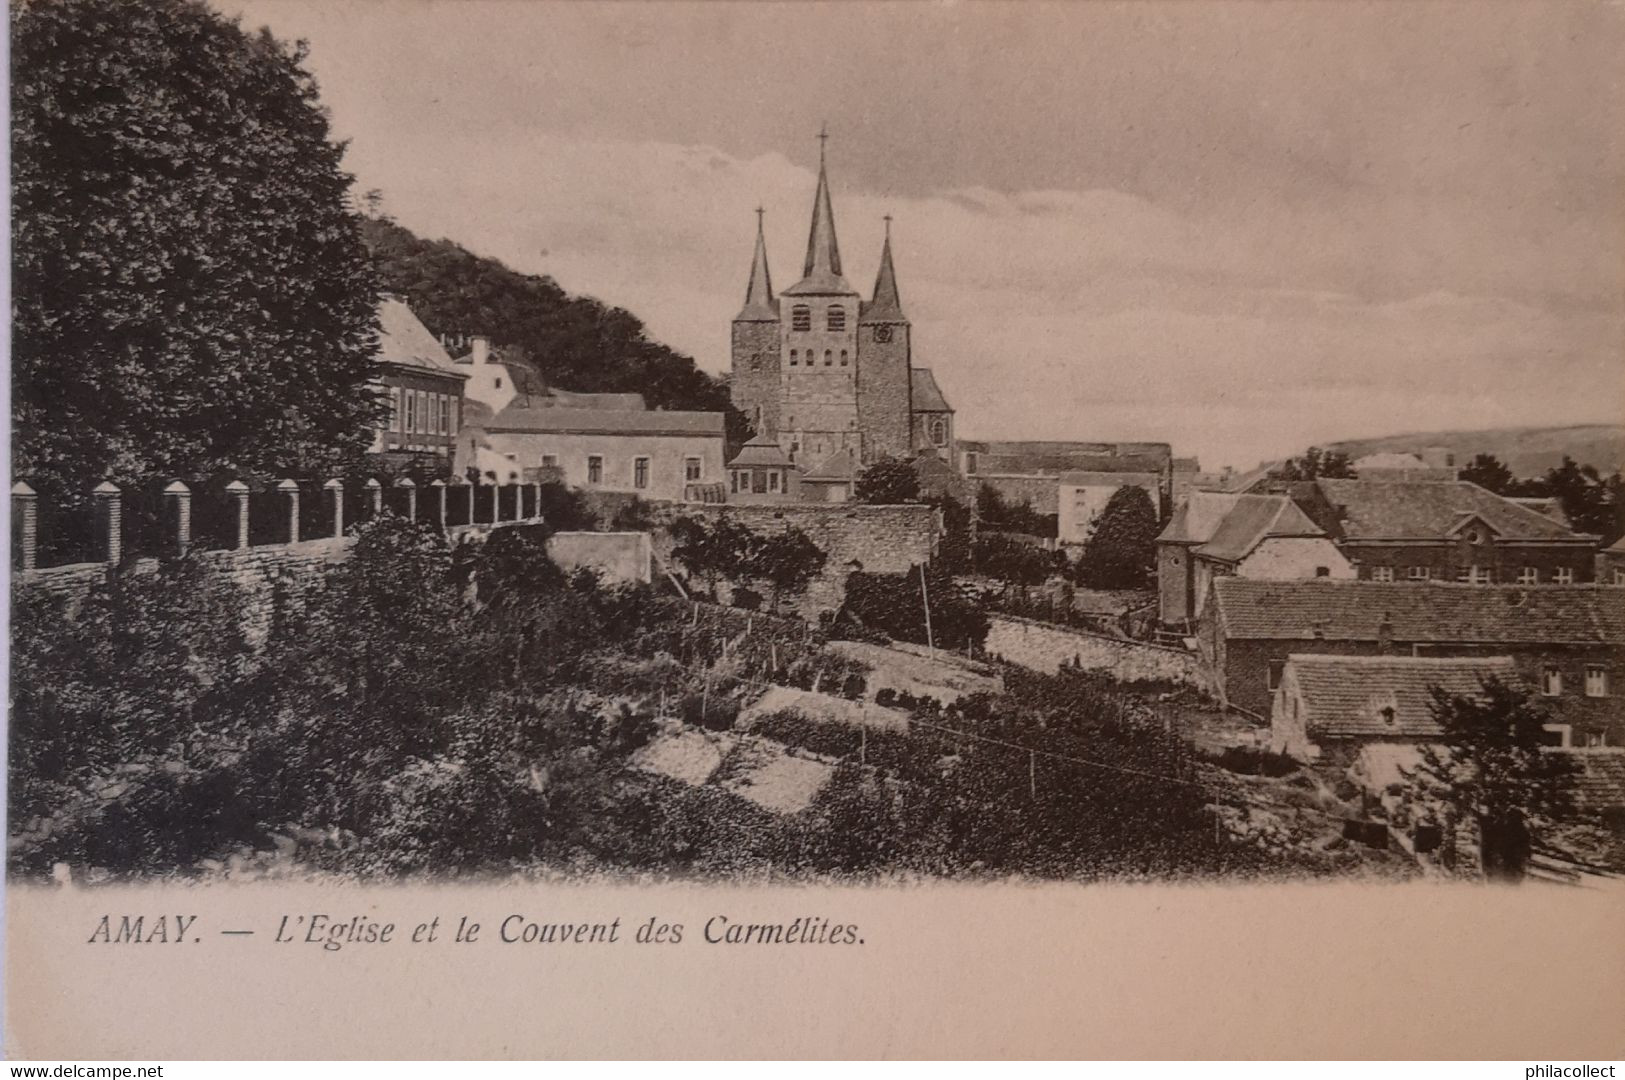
[1558,750,1625,811]
[1058,470,1160,489]
[1210,579,1625,644]
[803,447,858,481]
[728,433,794,468]
[1286,654,1519,739]
[910,368,951,412]
[376,298,465,378]
[1158,492,1242,544]
[482,404,722,437]
[1314,479,1583,541]
[541,389,648,411]
[1195,495,1324,563]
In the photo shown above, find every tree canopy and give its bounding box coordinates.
[854,455,920,504]
[1076,485,1159,589]
[1276,446,1355,481]
[1460,453,1515,495]
[11,0,381,495]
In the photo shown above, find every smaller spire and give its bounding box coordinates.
[736,206,777,321]
[867,215,904,320]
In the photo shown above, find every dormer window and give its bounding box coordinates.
[827,306,846,331]
[791,305,811,331]
[1380,705,1397,727]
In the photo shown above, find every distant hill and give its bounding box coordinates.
[361,216,746,442]
[1326,425,1625,479]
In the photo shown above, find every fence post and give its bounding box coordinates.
[93,481,122,565]
[226,480,250,549]
[467,481,476,526]
[430,479,447,530]
[396,477,417,521]
[365,477,382,520]
[493,481,503,525]
[324,478,344,538]
[278,479,300,543]
[12,482,38,570]
[164,480,192,558]
[531,481,543,520]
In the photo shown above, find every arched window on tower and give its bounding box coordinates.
[839,350,849,366]
[791,305,811,332]
[827,306,846,331]
[789,349,798,366]
[824,350,833,366]
[930,417,949,447]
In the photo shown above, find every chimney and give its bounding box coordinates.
[1377,612,1394,655]
[471,336,490,366]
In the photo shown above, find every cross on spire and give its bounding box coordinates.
[883,213,893,239]
[818,122,829,164]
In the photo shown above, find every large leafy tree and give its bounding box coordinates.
[1460,453,1515,495]
[1406,678,1577,882]
[1076,485,1159,589]
[1509,456,1624,544]
[854,455,920,504]
[1277,446,1355,481]
[742,526,827,613]
[11,0,380,496]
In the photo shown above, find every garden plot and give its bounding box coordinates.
[827,639,1002,704]
[630,728,835,815]
[739,684,909,731]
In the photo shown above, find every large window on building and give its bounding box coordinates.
[633,457,650,490]
[1407,566,1430,581]
[1370,566,1394,583]
[587,456,603,485]
[1267,659,1286,692]
[1517,567,1538,585]
[1542,665,1563,696]
[389,387,403,432]
[827,306,846,331]
[685,457,702,482]
[1585,665,1609,697]
[1555,567,1575,584]
[791,305,811,331]
[930,417,948,446]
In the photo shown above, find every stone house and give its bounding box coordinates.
[726,433,800,502]
[1276,478,1600,584]
[1199,578,1625,745]
[370,297,469,469]
[1268,654,1519,761]
[1597,536,1625,586]
[1056,470,1163,547]
[1155,492,1353,627]
[457,402,725,502]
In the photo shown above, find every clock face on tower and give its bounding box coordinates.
[872,325,894,343]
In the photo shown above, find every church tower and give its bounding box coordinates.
[773,132,862,466]
[856,217,913,462]
[729,208,782,439]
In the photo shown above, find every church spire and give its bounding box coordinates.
[867,215,904,320]
[801,124,844,282]
[736,206,777,321]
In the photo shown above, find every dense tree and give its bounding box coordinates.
[1509,456,1624,544]
[742,527,827,613]
[1460,453,1515,495]
[11,0,381,495]
[854,455,920,504]
[1277,446,1356,481]
[360,217,749,446]
[976,483,1058,539]
[1406,678,1577,882]
[972,532,1055,588]
[1076,486,1159,589]
[669,513,754,599]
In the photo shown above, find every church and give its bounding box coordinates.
[728,139,955,489]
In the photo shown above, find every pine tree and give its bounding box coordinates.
[1077,486,1158,589]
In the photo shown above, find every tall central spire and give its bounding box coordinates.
[801,123,844,281]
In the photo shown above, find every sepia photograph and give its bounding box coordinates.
[5,0,1624,1063]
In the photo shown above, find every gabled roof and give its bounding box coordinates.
[727,433,794,469]
[482,404,722,437]
[1157,491,1242,544]
[1209,579,1625,644]
[911,368,951,412]
[1196,495,1325,564]
[803,446,858,482]
[1313,479,1585,541]
[376,297,466,378]
[1285,654,1519,739]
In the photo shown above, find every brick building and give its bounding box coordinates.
[728,139,954,470]
[370,297,468,469]
[1199,578,1625,747]
[1598,535,1625,586]
[1274,478,1600,584]
[1155,492,1353,626]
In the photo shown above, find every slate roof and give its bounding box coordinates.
[1559,750,1625,812]
[1210,579,1625,644]
[1158,492,1242,544]
[482,404,722,437]
[1314,479,1584,541]
[1058,471,1160,490]
[1195,495,1325,563]
[728,433,794,469]
[1285,654,1519,739]
[802,447,858,482]
[376,298,466,378]
[911,368,952,412]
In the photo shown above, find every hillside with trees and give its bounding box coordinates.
[360,216,747,444]
[1326,424,1625,478]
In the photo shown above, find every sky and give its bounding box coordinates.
[223,0,1624,470]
